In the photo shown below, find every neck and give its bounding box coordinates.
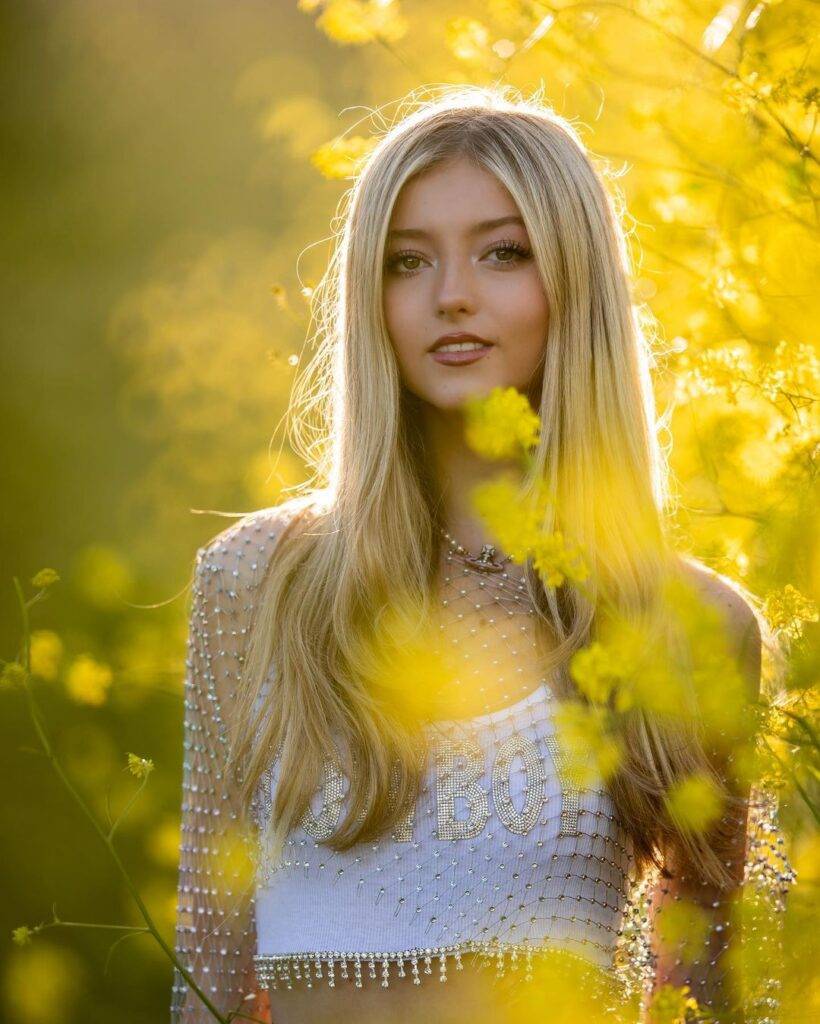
[419,402,523,555]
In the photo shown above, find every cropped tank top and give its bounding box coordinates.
[170,499,794,1024]
[251,676,632,990]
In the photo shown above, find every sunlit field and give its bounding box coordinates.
[1,2,817,1022]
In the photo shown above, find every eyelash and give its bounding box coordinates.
[385,239,533,277]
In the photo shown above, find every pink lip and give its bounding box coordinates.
[428,332,495,366]
[430,344,493,366]
[429,332,493,353]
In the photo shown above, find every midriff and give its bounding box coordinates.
[263,956,533,1024]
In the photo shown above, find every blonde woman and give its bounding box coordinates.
[170,86,788,1024]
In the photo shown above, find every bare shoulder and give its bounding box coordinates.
[676,555,763,699]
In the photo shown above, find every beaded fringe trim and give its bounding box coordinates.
[254,939,615,991]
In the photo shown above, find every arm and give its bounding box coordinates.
[169,538,261,1024]
[645,572,763,1023]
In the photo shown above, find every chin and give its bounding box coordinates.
[423,381,500,411]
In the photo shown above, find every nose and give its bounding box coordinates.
[435,256,478,318]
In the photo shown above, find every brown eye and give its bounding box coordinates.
[487,240,532,266]
[385,250,425,275]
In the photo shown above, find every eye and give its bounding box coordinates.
[384,239,533,277]
[384,250,426,276]
[486,239,532,266]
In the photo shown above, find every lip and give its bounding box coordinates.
[429,332,494,353]
[428,332,495,367]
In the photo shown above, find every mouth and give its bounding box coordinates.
[428,333,495,366]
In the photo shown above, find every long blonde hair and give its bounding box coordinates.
[227,84,764,889]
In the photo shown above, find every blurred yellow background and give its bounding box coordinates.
[0,0,816,1021]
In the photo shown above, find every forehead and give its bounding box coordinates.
[387,158,524,237]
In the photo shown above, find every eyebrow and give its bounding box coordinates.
[386,215,525,240]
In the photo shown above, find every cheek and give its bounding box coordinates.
[499,275,549,358]
[516,275,550,331]
[383,287,419,379]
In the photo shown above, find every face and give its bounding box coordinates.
[382,156,549,413]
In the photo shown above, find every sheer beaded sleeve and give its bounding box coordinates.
[617,583,796,1024]
[169,503,303,1023]
[638,786,794,1024]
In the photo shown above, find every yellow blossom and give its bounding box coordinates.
[353,594,454,722]
[65,655,113,706]
[648,983,701,1024]
[446,17,491,62]
[463,386,540,460]
[759,339,819,405]
[678,343,754,403]
[1,661,28,687]
[5,940,84,1019]
[126,752,155,779]
[553,702,622,785]
[764,584,818,641]
[31,568,60,589]
[531,530,588,587]
[74,544,133,611]
[469,472,587,586]
[12,925,34,946]
[469,474,547,562]
[569,642,619,705]
[29,630,63,681]
[310,135,378,179]
[314,0,407,46]
[665,772,723,833]
[569,619,690,718]
[653,899,710,960]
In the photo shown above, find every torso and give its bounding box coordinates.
[263,952,546,1024]
[255,546,632,1023]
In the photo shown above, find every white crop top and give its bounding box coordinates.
[169,499,793,1023]
[252,677,631,990]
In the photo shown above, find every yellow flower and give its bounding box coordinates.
[653,899,710,960]
[764,584,818,641]
[469,474,545,561]
[29,630,63,681]
[446,17,491,62]
[12,925,34,946]
[531,530,588,587]
[1,661,28,687]
[352,594,454,723]
[310,135,378,179]
[74,545,133,611]
[553,702,622,785]
[569,642,619,705]
[65,655,113,706]
[126,753,155,779]
[648,982,701,1023]
[31,568,60,589]
[469,472,587,587]
[665,773,723,833]
[314,0,407,46]
[463,386,540,460]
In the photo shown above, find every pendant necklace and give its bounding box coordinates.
[439,526,514,575]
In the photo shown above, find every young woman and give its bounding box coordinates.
[169,87,787,1024]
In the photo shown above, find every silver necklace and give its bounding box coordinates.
[439,526,513,575]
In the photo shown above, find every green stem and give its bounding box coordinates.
[52,921,150,933]
[762,735,820,825]
[11,577,231,1024]
[778,708,820,751]
[108,775,150,842]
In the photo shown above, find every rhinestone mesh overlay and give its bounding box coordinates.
[170,504,795,1023]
